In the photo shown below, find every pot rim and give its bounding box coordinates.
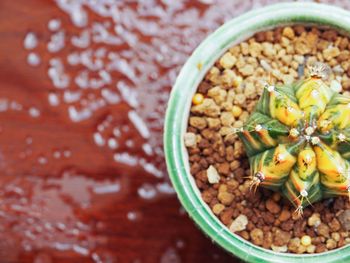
[164,2,350,263]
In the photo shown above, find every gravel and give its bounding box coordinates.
[185,26,350,253]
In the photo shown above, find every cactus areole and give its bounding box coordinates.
[238,63,350,215]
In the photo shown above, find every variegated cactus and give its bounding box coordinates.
[238,63,350,215]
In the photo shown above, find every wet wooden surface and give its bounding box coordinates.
[0,0,238,262]
[0,0,346,262]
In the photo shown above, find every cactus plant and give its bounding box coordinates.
[238,63,350,215]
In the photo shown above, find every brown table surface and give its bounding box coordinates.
[0,0,346,262]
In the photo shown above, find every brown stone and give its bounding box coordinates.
[250,228,264,245]
[266,199,281,214]
[317,223,330,238]
[273,229,291,246]
[278,209,291,222]
[338,209,350,230]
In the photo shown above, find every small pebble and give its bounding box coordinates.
[317,223,330,238]
[301,235,312,246]
[323,47,340,61]
[339,209,350,230]
[191,98,220,117]
[288,238,300,253]
[192,93,204,105]
[219,52,237,69]
[229,214,248,233]
[306,245,316,253]
[278,209,291,222]
[218,191,234,205]
[282,27,295,39]
[207,165,220,184]
[250,228,264,245]
[331,232,340,242]
[233,76,243,87]
[308,213,321,227]
[266,199,281,214]
[271,245,288,253]
[189,116,207,130]
[326,239,337,250]
[212,204,225,215]
[231,105,242,118]
[239,65,254,76]
[184,132,197,147]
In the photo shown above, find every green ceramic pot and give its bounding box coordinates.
[164,2,350,263]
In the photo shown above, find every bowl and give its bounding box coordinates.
[164,2,350,263]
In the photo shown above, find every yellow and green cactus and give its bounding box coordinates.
[238,63,350,215]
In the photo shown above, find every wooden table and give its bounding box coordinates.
[0,0,345,262]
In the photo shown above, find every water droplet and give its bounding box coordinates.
[67,52,80,66]
[156,182,175,195]
[63,91,82,103]
[127,211,139,222]
[26,137,33,145]
[38,156,48,165]
[24,32,38,50]
[128,110,150,139]
[93,132,105,147]
[48,93,60,107]
[113,152,138,166]
[53,150,61,159]
[27,52,41,67]
[107,138,118,150]
[160,247,181,263]
[56,222,66,231]
[93,183,120,194]
[137,183,157,200]
[113,127,121,137]
[71,29,90,48]
[47,31,66,53]
[142,143,153,156]
[139,159,163,178]
[116,81,139,108]
[28,107,41,118]
[10,101,23,111]
[72,245,90,256]
[175,239,185,249]
[101,88,120,104]
[63,150,72,158]
[68,106,92,122]
[125,139,134,148]
[48,58,70,89]
[48,18,62,31]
